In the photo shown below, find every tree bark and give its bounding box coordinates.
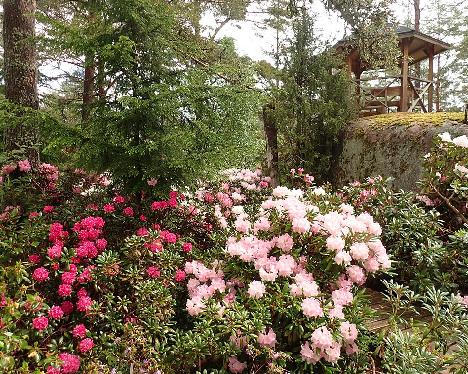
[82,53,95,123]
[263,103,279,187]
[3,0,39,162]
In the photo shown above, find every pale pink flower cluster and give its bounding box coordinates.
[185,261,226,316]
[257,328,277,348]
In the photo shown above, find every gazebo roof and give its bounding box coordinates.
[395,25,451,64]
[335,25,451,67]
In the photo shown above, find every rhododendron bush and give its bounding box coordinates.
[0,162,391,372]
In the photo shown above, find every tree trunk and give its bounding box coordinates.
[3,0,39,162]
[82,53,95,123]
[263,103,279,187]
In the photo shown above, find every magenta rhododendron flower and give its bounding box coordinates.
[48,305,64,320]
[32,316,49,331]
[182,242,192,253]
[103,203,115,213]
[61,301,74,315]
[58,284,73,297]
[174,269,186,282]
[32,267,49,282]
[78,337,94,353]
[146,266,161,278]
[72,324,87,338]
[76,296,93,312]
[113,195,125,204]
[43,205,55,214]
[58,352,80,373]
[28,254,41,264]
[123,206,134,217]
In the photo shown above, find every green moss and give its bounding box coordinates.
[369,112,465,127]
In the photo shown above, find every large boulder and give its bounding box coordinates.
[334,112,468,190]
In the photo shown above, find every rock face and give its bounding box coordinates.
[334,112,468,191]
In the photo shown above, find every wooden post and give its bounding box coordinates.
[400,39,409,112]
[427,45,434,112]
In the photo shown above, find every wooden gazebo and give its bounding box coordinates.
[336,26,451,116]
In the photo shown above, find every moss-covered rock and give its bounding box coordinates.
[333,112,468,190]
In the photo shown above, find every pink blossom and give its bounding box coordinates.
[48,305,64,319]
[311,326,334,349]
[58,352,80,373]
[146,266,160,278]
[257,328,276,348]
[103,203,115,213]
[61,271,75,285]
[58,284,73,297]
[18,160,31,172]
[346,265,366,285]
[47,366,61,374]
[326,236,345,251]
[61,301,74,315]
[247,281,265,298]
[301,298,323,318]
[300,342,321,364]
[113,195,125,204]
[32,316,49,330]
[123,207,134,217]
[72,324,87,338]
[292,218,311,233]
[32,267,49,282]
[28,254,41,264]
[332,288,353,306]
[340,321,358,342]
[47,244,63,259]
[78,337,94,353]
[186,298,205,316]
[175,270,186,282]
[29,211,40,220]
[76,296,93,312]
[182,242,193,253]
[350,242,369,261]
[96,238,107,251]
[43,206,55,214]
[147,178,158,186]
[228,356,247,373]
[274,234,294,252]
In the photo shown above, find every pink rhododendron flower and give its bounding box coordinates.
[311,326,334,349]
[326,236,345,252]
[76,296,93,312]
[346,265,366,285]
[113,195,125,204]
[147,178,158,186]
[136,227,149,237]
[47,244,63,259]
[350,242,369,261]
[33,267,49,282]
[78,338,94,353]
[61,301,74,315]
[301,298,323,318]
[175,269,186,282]
[300,342,321,364]
[58,284,73,297]
[182,242,193,253]
[257,328,277,348]
[58,352,80,373]
[29,211,40,220]
[47,366,61,374]
[123,206,134,217]
[247,281,265,298]
[43,205,55,214]
[103,203,115,213]
[61,271,76,285]
[18,160,31,172]
[340,321,358,342]
[275,234,294,252]
[146,266,161,278]
[28,254,41,264]
[48,305,64,320]
[32,316,49,331]
[72,324,87,338]
[228,356,247,373]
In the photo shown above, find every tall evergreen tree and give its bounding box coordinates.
[2,0,39,162]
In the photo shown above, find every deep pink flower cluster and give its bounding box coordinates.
[39,163,59,190]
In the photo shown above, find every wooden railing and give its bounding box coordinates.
[354,75,435,115]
